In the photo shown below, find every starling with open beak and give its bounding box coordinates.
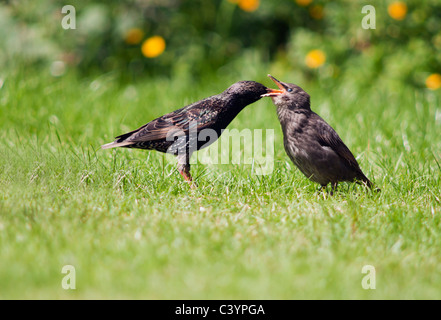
[102,81,270,187]
[262,74,377,192]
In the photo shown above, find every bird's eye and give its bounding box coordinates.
[287,88,293,92]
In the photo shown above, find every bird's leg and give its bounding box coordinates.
[320,183,337,196]
[330,182,338,196]
[319,185,328,199]
[177,153,197,189]
[178,163,193,180]
[178,163,197,189]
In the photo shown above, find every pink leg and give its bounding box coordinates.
[178,164,197,189]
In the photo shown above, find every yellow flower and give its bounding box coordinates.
[141,36,166,58]
[388,1,407,20]
[426,73,441,90]
[309,5,324,20]
[295,0,313,7]
[125,28,144,45]
[305,49,326,69]
[238,0,259,12]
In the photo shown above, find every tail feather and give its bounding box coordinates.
[101,141,135,149]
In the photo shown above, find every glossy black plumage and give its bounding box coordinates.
[263,75,376,191]
[102,81,269,185]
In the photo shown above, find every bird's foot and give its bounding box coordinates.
[178,167,197,189]
[319,183,338,196]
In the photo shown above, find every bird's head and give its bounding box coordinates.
[222,81,271,106]
[262,74,311,110]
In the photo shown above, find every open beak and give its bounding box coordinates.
[261,74,287,97]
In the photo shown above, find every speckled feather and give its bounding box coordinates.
[102,80,269,162]
[113,97,226,154]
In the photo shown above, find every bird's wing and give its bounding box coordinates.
[115,99,221,143]
[313,114,361,170]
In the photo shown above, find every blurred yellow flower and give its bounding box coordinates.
[309,5,324,20]
[238,0,259,12]
[125,28,144,45]
[388,2,407,20]
[295,0,313,6]
[141,36,166,58]
[426,73,441,90]
[305,49,326,68]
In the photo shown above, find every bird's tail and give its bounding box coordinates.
[101,141,134,149]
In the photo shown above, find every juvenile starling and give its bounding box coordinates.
[102,81,270,186]
[262,74,376,191]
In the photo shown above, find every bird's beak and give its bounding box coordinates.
[261,74,287,97]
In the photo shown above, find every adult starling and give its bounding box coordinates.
[102,81,271,186]
[262,74,376,191]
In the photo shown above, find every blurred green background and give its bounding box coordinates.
[1,0,440,89]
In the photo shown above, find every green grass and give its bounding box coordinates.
[1,64,441,299]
